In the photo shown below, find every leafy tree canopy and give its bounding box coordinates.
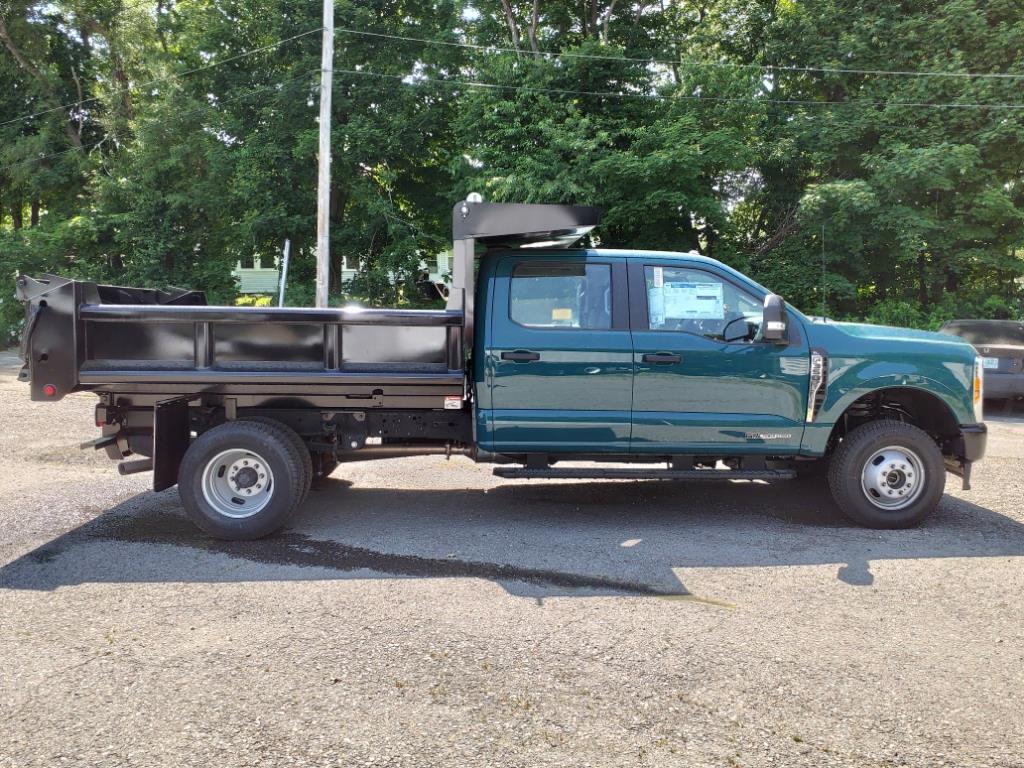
[2,0,1023,341]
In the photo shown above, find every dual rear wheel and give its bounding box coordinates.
[178,419,326,540]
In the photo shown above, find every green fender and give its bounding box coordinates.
[800,373,972,457]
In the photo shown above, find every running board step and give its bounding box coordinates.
[493,467,796,481]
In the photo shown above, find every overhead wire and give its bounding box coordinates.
[4,14,1022,175]
[331,66,1024,110]
[334,26,1024,81]
[4,18,1020,135]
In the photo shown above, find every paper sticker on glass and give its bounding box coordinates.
[648,280,724,327]
[644,265,764,342]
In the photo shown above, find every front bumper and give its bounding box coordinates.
[944,423,987,490]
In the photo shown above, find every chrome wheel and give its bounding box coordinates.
[859,445,924,511]
[200,449,275,519]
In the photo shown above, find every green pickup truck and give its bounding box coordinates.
[16,199,986,539]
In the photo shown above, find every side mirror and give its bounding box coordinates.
[762,294,788,343]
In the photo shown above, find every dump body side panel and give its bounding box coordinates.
[17,276,467,409]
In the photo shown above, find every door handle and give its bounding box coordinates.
[642,352,682,364]
[501,349,541,362]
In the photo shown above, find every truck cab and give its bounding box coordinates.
[477,248,809,457]
[16,199,987,539]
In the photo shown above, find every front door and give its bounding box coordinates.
[628,261,809,455]
[484,254,633,454]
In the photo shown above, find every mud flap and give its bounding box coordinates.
[153,396,193,492]
[943,457,972,491]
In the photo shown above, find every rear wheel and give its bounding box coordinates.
[179,420,306,539]
[827,420,945,529]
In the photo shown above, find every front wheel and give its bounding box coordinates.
[827,420,946,529]
[178,420,307,539]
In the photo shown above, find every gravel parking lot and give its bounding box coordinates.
[1,350,1023,768]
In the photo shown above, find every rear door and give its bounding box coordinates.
[483,253,633,454]
[628,260,809,455]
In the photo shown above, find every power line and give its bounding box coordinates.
[335,26,1024,81]
[332,66,1024,110]
[0,27,322,130]
[3,68,318,173]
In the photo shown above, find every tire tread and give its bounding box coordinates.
[242,417,313,502]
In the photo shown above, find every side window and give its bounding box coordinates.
[644,266,763,342]
[510,263,612,329]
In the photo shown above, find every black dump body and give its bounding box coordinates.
[16,274,466,404]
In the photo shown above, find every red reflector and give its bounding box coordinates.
[42,384,57,397]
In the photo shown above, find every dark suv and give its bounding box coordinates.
[940,320,1024,402]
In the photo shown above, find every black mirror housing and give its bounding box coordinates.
[763,294,788,343]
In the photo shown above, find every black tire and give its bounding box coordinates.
[241,417,313,503]
[178,420,306,540]
[827,420,945,529]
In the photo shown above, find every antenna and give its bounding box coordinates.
[820,223,827,318]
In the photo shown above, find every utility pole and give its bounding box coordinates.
[314,0,333,308]
[278,239,291,307]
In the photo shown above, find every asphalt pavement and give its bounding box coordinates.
[1,351,1022,767]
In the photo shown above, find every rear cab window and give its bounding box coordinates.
[509,263,612,330]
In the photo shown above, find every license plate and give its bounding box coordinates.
[982,357,1000,370]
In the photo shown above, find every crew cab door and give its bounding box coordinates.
[482,254,633,453]
[628,261,809,454]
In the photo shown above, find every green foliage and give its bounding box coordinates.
[2,0,1023,344]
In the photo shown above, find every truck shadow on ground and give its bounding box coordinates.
[3,475,1023,599]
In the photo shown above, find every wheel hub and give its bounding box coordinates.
[860,446,924,511]
[202,450,274,518]
[232,465,259,490]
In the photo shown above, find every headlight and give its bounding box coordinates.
[973,356,984,422]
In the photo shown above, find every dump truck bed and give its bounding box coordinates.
[16,275,466,410]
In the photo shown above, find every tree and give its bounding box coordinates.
[2,0,1023,346]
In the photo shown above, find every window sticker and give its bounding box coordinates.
[551,307,573,322]
[662,281,724,320]
[648,287,665,327]
[652,266,664,288]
